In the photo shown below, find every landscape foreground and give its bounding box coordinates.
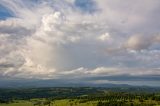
[0,87,160,106]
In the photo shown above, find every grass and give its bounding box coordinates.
[0,101,32,106]
[0,99,96,106]
[0,99,160,106]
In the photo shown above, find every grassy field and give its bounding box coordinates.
[0,101,32,106]
[0,87,160,106]
[0,99,160,106]
[0,100,95,106]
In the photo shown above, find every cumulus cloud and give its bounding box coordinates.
[0,0,160,85]
[97,33,111,41]
[124,34,160,51]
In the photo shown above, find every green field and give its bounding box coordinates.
[0,99,95,106]
[0,100,95,106]
[0,99,160,106]
[0,87,160,106]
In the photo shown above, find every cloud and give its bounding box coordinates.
[124,34,160,51]
[0,0,160,86]
[97,33,111,41]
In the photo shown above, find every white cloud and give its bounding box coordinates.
[0,0,160,84]
[124,34,160,51]
[97,33,111,41]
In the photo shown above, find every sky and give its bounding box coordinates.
[0,0,160,86]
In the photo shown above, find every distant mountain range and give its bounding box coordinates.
[0,79,130,88]
[0,78,159,88]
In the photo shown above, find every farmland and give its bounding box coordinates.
[0,87,160,106]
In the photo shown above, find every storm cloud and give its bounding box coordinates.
[0,0,160,86]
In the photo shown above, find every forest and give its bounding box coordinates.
[0,87,160,106]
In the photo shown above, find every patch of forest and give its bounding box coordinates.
[0,87,160,106]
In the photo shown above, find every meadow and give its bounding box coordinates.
[0,87,160,106]
[0,99,160,106]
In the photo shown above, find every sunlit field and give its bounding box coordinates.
[0,99,160,106]
[0,87,160,106]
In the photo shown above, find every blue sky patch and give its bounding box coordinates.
[0,4,13,20]
[74,0,97,13]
